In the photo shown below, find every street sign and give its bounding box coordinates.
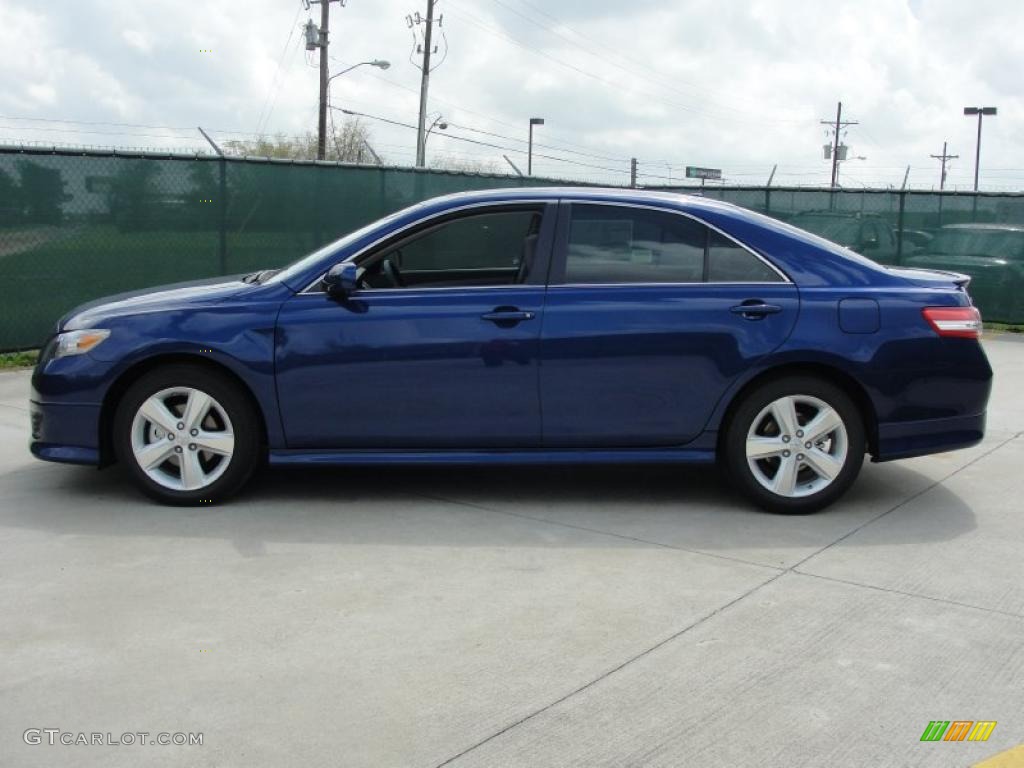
[685,166,722,180]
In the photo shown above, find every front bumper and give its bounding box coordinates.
[873,411,986,462]
[29,400,103,465]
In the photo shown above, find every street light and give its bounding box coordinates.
[328,59,391,87]
[319,59,390,160]
[835,154,866,186]
[964,106,997,191]
[423,114,448,160]
[528,117,544,176]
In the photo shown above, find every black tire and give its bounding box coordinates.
[723,375,865,514]
[113,364,262,505]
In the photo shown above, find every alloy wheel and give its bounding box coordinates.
[745,394,849,498]
[129,386,235,491]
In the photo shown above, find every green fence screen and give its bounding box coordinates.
[1,146,1023,350]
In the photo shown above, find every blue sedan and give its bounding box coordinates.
[30,188,992,513]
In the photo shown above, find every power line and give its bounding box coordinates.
[329,55,648,163]
[255,1,305,138]
[333,106,638,178]
[445,1,806,128]
[489,0,804,126]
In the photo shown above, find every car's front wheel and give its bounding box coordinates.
[724,375,865,514]
[113,364,261,505]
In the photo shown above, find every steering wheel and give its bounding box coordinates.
[381,257,405,288]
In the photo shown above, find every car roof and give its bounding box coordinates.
[788,211,884,219]
[421,185,753,217]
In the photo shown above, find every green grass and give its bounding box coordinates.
[985,322,1024,334]
[0,349,38,368]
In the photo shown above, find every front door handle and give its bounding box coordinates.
[730,301,782,320]
[481,309,536,324]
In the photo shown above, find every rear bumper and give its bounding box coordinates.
[29,400,102,466]
[873,411,986,462]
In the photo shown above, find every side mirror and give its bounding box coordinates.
[324,262,360,298]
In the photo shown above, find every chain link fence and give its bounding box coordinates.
[1,145,1023,350]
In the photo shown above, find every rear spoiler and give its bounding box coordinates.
[887,266,971,289]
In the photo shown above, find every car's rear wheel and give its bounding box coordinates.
[113,364,261,505]
[724,376,865,514]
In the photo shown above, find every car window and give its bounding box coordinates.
[566,205,706,284]
[707,231,783,282]
[362,209,541,289]
[565,204,782,284]
[789,215,860,247]
[930,229,1024,259]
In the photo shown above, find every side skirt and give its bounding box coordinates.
[268,447,717,467]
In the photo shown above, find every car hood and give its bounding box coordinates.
[60,275,252,332]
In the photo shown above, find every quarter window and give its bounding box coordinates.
[707,231,783,282]
[564,205,782,284]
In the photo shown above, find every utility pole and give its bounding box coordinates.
[411,0,446,167]
[307,0,342,161]
[963,107,997,191]
[630,158,638,188]
[930,141,958,191]
[820,101,858,189]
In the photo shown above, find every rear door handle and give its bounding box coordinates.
[730,301,783,319]
[481,309,536,324]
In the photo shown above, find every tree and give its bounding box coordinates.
[224,119,381,164]
[0,166,21,225]
[107,160,159,231]
[428,155,503,174]
[17,160,70,225]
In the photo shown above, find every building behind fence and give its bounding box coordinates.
[1,145,1023,350]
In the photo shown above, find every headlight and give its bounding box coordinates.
[54,329,111,358]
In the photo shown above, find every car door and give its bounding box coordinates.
[539,201,799,447]
[275,203,555,448]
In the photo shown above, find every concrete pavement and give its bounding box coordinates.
[0,339,1021,767]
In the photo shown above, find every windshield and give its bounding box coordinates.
[265,202,428,288]
[929,229,1024,259]
[788,215,861,246]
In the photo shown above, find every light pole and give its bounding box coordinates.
[423,114,448,162]
[528,117,544,176]
[963,107,997,191]
[319,60,390,159]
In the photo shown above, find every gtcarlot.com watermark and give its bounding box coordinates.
[24,729,203,747]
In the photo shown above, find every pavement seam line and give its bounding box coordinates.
[415,492,783,573]
[429,434,1022,766]
[431,569,787,768]
[790,569,1024,620]
[790,432,1021,572]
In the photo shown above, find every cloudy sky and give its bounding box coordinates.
[1,0,1022,189]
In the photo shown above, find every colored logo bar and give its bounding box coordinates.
[921,721,997,742]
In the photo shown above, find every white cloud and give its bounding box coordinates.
[0,0,1021,189]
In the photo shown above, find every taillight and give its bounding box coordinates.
[922,306,983,339]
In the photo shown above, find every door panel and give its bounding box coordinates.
[275,203,554,449]
[539,201,798,448]
[539,284,798,446]
[276,287,545,448]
